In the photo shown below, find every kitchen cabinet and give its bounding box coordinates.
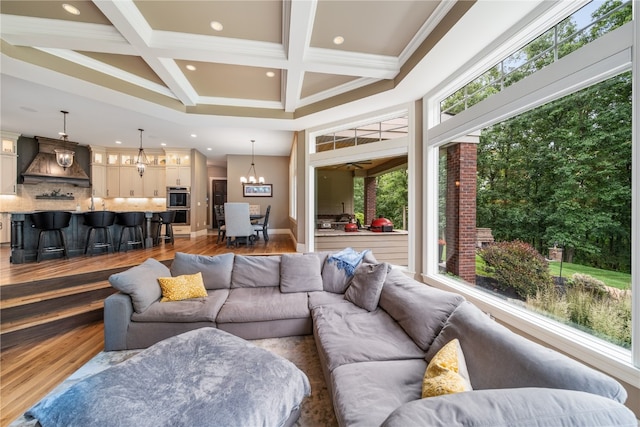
[165,150,191,187]
[106,166,120,197]
[90,146,107,197]
[0,212,10,243]
[120,166,144,197]
[0,132,19,195]
[143,166,166,197]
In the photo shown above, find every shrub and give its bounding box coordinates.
[567,273,608,299]
[479,240,553,299]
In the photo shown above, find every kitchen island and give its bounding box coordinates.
[315,228,409,266]
[10,211,160,264]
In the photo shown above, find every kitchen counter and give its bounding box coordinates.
[9,211,166,264]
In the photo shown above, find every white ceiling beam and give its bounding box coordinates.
[94,0,198,106]
[305,48,399,79]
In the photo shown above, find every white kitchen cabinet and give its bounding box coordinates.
[143,166,166,197]
[106,166,120,197]
[0,132,19,195]
[120,166,144,197]
[165,165,191,187]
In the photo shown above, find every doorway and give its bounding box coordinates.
[211,179,227,229]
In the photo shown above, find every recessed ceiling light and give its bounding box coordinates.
[115,140,122,144]
[210,21,223,31]
[266,71,275,78]
[62,3,80,15]
[160,143,167,146]
[333,36,345,45]
[191,134,197,138]
[207,147,212,151]
[186,64,196,71]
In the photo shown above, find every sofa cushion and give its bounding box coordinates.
[381,388,638,427]
[425,301,628,403]
[312,303,424,372]
[308,291,351,309]
[321,249,378,294]
[170,252,234,290]
[157,272,208,302]
[344,263,389,311]
[422,338,472,398]
[109,258,169,313]
[379,268,465,351]
[231,255,281,288]
[331,359,426,427]
[280,253,323,293]
[217,287,309,323]
[131,289,229,323]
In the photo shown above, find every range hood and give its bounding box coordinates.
[22,137,90,187]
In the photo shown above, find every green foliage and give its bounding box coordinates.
[375,169,408,229]
[479,241,553,299]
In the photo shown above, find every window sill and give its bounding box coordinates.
[422,273,639,388]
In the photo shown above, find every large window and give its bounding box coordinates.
[438,73,632,349]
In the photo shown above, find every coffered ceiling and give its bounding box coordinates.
[0,1,544,164]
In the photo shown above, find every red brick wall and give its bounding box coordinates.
[364,177,377,225]
[445,143,477,284]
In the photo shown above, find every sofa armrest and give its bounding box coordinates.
[381,388,637,427]
[104,292,134,351]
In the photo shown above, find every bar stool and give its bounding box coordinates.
[155,211,176,245]
[116,212,145,252]
[31,211,72,262]
[84,211,116,255]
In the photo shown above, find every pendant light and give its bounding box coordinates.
[135,128,149,177]
[55,110,75,170]
[240,139,264,184]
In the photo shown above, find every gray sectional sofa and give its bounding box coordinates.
[104,251,637,426]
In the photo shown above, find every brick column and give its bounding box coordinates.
[363,177,377,225]
[445,143,477,284]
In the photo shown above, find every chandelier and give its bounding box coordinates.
[240,139,264,184]
[135,128,149,177]
[55,110,75,170]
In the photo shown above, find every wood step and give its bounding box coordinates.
[1,300,104,335]
[0,281,112,309]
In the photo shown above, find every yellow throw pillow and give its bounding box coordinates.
[157,272,208,302]
[422,338,473,398]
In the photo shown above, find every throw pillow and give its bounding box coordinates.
[231,255,281,288]
[344,262,390,311]
[157,272,208,302]
[322,248,374,294]
[422,338,472,398]
[280,253,323,293]
[170,252,234,290]
[108,258,169,313]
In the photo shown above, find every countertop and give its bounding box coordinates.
[315,228,408,236]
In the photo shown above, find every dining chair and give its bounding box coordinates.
[253,204,271,242]
[214,205,226,243]
[223,202,255,247]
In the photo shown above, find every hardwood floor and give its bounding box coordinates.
[0,232,296,427]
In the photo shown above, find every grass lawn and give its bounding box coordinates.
[476,256,631,290]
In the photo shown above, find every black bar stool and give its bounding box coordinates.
[31,211,72,262]
[154,211,176,245]
[116,212,145,252]
[84,211,116,255]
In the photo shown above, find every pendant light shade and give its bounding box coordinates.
[136,128,149,177]
[240,139,265,184]
[55,110,75,170]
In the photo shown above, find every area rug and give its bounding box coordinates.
[10,335,337,427]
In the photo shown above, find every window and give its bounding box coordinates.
[438,73,632,350]
[315,115,408,153]
[440,0,632,117]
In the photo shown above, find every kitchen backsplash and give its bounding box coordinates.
[0,183,167,212]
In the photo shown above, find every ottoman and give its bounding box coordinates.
[26,328,311,427]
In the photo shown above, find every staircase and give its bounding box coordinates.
[0,269,122,350]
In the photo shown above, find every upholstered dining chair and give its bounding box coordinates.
[214,205,226,244]
[253,204,271,242]
[223,203,255,247]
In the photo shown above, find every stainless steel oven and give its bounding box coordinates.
[167,187,190,208]
[169,208,190,225]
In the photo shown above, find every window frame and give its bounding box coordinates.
[422,21,638,386]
